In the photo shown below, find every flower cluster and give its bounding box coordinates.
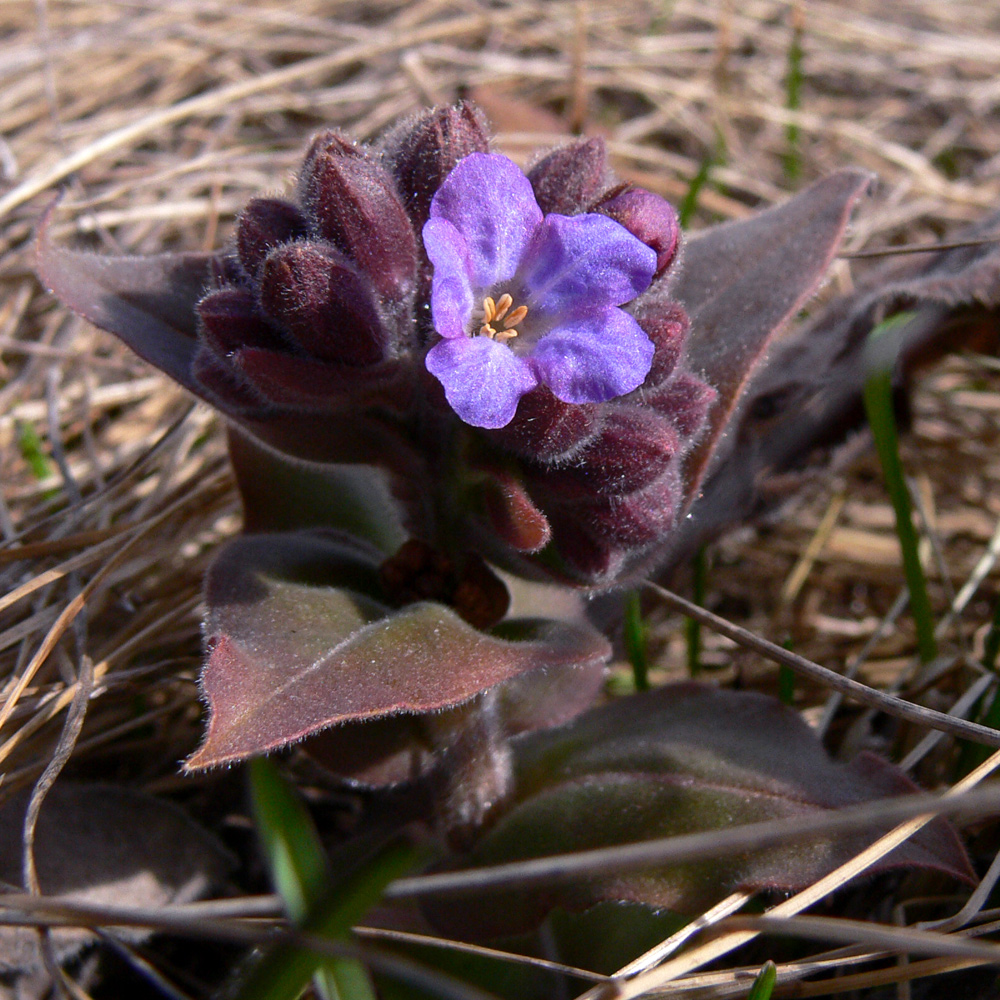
[188,103,714,586]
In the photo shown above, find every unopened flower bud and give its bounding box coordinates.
[231,348,408,410]
[572,467,681,545]
[191,345,270,414]
[544,510,624,582]
[197,287,284,357]
[236,198,307,278]
[259,242,387,366]
[528,137,607,215]
[487,387,601,463]
[646,372,717,438]
[597,188,680,277]
[535,409,679,501]
[381,102,490,228]
[480,468,552,554]
[299,131,417,298]
[634,300,689,388]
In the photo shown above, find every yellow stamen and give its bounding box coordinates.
[493,293,514,323]
[478,294,528,342]
[503,305,528,329]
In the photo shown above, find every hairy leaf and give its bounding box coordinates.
[227,428,406,552]
[302,657,606,789]
[423,685,973,939]
[35,206,212,395]
[0,783,233,972]
[672,169,873,507]
[186,531,610,770]
[35,214,427,475]
[657,209,1000,576]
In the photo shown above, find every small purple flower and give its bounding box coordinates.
[423,153,658,429]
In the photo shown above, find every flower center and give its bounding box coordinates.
[478,293,529,343]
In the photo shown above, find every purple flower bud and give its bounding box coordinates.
[381,101,490,228]
[259,241,387,366]
[299,131,417,299]
[487,387,601,463]
[647,371,717,438]
[479,467,552,554]
[236,198,307,277]
[528,138,607,215]
[634,299,688,388]
[231,349,409,410]
[597,188,680,277]
[197,287,285,357]
[191,345,270,415]
[545,510,625,582]
[534,409,679,501]
[571,468,681,546]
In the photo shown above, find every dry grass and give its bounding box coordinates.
[3,0,1000,997]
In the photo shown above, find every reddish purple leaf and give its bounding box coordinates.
[35,206,214,395]
[424,684,972,939]
[186,531,610,770]
[652,209,1000,579]
[672,169,873,507]
[302,655,606,789]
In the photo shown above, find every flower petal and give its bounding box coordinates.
[426,336,538,428]
[519,213,657,318]
[532,307,655,404]
[423,217,475,338]
[427,153,543,290]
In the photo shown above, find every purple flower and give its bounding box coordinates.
[423,153,658,429]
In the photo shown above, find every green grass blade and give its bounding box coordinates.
[782,5,804,182]
[245,759,420,1000]
[778,668,795,706]
[748,960,778,1000]
[959,595,1000,773]
[678,130,726,227]
[778,639,795,704]
[624,590,650,691]
[234,835,420,1000]
[16,420,61,505]
[250,757,331,922]
[863,312,937,664]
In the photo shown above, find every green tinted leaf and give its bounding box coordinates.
[864,312,936,663]
[228,428,405,552]
[423,685,972,939]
